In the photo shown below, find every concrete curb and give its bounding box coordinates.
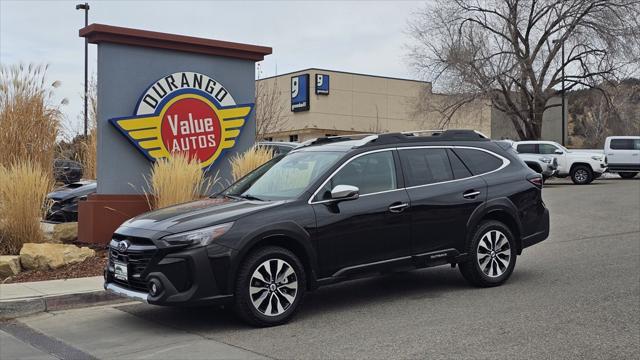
[0,290,128,320]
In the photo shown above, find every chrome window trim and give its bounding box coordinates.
[398,145,510,191]
[307,145,510,205]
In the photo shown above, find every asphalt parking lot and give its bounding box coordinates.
[2,177,639,360]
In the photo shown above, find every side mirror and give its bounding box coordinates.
[330,185,359,201]
[554,149,564,155]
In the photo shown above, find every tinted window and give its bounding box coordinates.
[516,144,537,154]
[317,151,397,200]
[399,148,453,187]
[610,139,635,150]
[447,149,473,179]
[539,144,559,154]
[453,148,503,175]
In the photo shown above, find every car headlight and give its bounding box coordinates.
[539,157,552,164]
[162,222,234,246]
[591,155,603,161]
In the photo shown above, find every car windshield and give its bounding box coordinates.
[223,151,343,201]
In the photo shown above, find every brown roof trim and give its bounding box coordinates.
[79,24,272,61]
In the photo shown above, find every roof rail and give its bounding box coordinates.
[297,133,377,148]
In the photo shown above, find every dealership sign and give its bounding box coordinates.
[110,72,253,169]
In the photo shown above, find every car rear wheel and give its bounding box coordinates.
[459,220,517,287]
[571,165,593,184]
[234,246,305,327]
[619,172,638,179]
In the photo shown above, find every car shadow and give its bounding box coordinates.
[115,266,535,332]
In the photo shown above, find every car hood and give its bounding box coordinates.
[47,182,97,201]
[121,197,285,234]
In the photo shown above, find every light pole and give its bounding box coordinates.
[553,38,566,146]
[76,3,90,137]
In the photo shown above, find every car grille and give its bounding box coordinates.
[109,236,157,292]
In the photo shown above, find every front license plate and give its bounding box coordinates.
[114,261,128,281]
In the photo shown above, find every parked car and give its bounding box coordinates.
[105,130,549,326]
[513,141,606,184]
[498,140,557,179]
[257,141,299,155]
[604,136,640,179]
[53,159,84,184]
[46,180,96,222]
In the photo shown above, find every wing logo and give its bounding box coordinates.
[109,71,253,170]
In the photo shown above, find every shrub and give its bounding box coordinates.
[0,64,64,178]
[145,153,214,209]
[0,160,53,255]
[229,145,274,182]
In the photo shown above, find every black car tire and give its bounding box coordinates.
[570,165,593,185]
[619,172,638,179]
[459,220,517,287]
[234,246,306,327]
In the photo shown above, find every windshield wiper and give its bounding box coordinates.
[240,194,265,201]
[223,194,243,200]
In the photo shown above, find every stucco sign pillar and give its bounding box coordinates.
[77,24,271,244]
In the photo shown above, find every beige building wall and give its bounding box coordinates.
[257,69,492,142]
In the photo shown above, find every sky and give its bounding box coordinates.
[0,0,426,137]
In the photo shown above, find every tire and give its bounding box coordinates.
[234,246,306,327]
[619,172,638,179]
[570,165,593,185]
[459,220,517,287]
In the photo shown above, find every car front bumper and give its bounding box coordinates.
[104,234,236,307]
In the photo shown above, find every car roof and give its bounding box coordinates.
[606,136,640,140]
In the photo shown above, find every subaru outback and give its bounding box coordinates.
[105,130,550,326]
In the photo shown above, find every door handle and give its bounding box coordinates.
[388,202,409,213]
[463,190,481,199]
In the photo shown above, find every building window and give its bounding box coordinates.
[325,134,337,137]
[263,137,273,141]
[289,134,299,142]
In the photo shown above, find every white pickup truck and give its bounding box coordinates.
[604,136,640,179]
[513,141,607,184]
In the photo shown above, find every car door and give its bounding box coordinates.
[311,149,412,277]
[539,143,567,174]
[398,147,487,255]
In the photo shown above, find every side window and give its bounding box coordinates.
[316,151,397,200]
[453,148,504,175]
[447,149,473,179]
[399,148,454,187]
[611,139,634,150]
[539,144,559,154]
[516,144,537,154]
[635,139,640,150]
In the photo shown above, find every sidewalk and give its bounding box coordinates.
[1,277,122,319]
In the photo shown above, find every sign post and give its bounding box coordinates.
[77,24,271,245]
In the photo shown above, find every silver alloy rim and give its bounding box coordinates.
[249,258,298,317]
[476,230,511,278]
[575,169,588,183]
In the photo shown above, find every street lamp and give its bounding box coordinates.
[76,3,90,137]
[552,38,566,146]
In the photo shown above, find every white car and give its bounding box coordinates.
[604,136,640,179]
[513,141,607,184]
[497,140,557,179]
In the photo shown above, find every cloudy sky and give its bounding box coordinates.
[0,0,426,136]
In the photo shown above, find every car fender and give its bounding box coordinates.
[466,197,522,248]
[229,220,318,288]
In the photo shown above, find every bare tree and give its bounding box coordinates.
[408,0,640,139]
[255,78,286,140]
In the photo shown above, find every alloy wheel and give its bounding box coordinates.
[574,169,588,183]
[249,258,298,316]
[476,230,511,278]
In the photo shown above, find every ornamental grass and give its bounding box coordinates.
[0,160,53,255]
[229,145,274,182]
[145,153,215,209]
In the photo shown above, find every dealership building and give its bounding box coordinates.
[257,68,565,143]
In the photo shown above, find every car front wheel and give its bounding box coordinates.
[459,220,517,287]
[234,246,305,327]
[571,165,593,184]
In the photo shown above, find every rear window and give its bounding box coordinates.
[453,148,504,175]
[610,139,638,150]
[399,148,454,186]
[516,144,537,154]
